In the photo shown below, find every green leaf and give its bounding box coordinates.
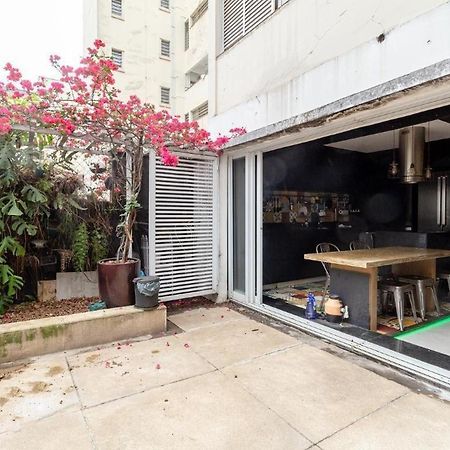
[6,202,23,216]
[21,185,47,203]
[66,196,86,211]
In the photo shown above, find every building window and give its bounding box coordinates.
[184,113,190,122]
[111,48,123,68]
[191,0,208,27]
[223,0,273,49]
[160,87,170,105]
[160,0,170,10]
[111,0,122,17]
[160,39,170,58]
[191,101,208,120]
[184,20,190,50]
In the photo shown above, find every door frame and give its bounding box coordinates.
[227,150,263,305]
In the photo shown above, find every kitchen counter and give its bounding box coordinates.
[304,246,450,269]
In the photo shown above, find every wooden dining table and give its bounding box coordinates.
[304,246,450,331]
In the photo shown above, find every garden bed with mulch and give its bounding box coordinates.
[0,295,217,325]
[0,297,97,324]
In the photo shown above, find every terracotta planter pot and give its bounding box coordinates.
[97,258,140,308]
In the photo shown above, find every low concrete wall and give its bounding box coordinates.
[56,271,99,300]
[0,305,166,363]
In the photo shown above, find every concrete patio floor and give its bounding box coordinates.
[1,305,450,449]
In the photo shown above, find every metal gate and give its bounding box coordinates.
[148,152,218,301]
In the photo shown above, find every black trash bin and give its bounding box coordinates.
[133,276,160,309]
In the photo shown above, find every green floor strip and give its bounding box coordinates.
[394,315,450,340]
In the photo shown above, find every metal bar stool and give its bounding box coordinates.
[315,243,340,292]
[349,241,371,251]
[398,275,440,319]
[438,271,450,292]
[379,280,418,331]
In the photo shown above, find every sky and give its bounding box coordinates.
[0,0,84,81]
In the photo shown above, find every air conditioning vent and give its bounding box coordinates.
[192,102,208,120]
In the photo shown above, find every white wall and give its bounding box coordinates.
[183,0,210,125]
[185,10,208,70]
[185,76,208,112]
[93,0,178,112]
[84,0,209,123]
[209,0,450,134]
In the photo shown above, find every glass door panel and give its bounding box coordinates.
[232,157,246,294]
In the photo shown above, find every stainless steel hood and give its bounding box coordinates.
[399,126,425,184]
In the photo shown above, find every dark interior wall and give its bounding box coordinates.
[263,144,365,194]
[428,137,450,171]
[360,149,415,230]
[263,144,368,284]
[263,138,450,285]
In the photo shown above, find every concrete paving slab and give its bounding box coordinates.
[68,334,215,408]
[169,306,243,331]
[1,410,93,450]
[222,345,409,443]
[84,371,312,450]
[177,318,299,368]
[320,392,450,449]
[0,354,79,433]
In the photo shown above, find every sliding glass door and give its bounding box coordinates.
[228,152,262,304]
[232,158,246,295]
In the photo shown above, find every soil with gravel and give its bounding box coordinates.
[0,297,97,324]
[0,295,218,325]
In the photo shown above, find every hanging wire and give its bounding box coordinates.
[388,128,399,178]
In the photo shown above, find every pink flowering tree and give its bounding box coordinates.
[0,40,245,263]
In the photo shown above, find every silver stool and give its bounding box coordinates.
[349,240,371,251]
[438,271,450,292]
[398,275,440,319]
[379,281,418,331]
[316,243,340,292]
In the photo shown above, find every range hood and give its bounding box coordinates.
[399,126,425,184]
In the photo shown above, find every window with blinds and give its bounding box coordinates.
[184,20,190,50]
[191,0,208,27]
[160,87,170,105]
[223,0,273,49]
[160,0,170,10]
[151,155,217,300]
[160,39,170,58]
[111,0,122,17]
[191,102,208,120]
[111,48,123,67]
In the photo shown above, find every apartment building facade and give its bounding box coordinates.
[83,0,209,126]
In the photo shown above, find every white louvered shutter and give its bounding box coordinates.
[191,102,208,120]
[223,0,244,49]
[223,0,274,49]
[111,0,122,17]
[149,154,218,301]
[244,0,272,33]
